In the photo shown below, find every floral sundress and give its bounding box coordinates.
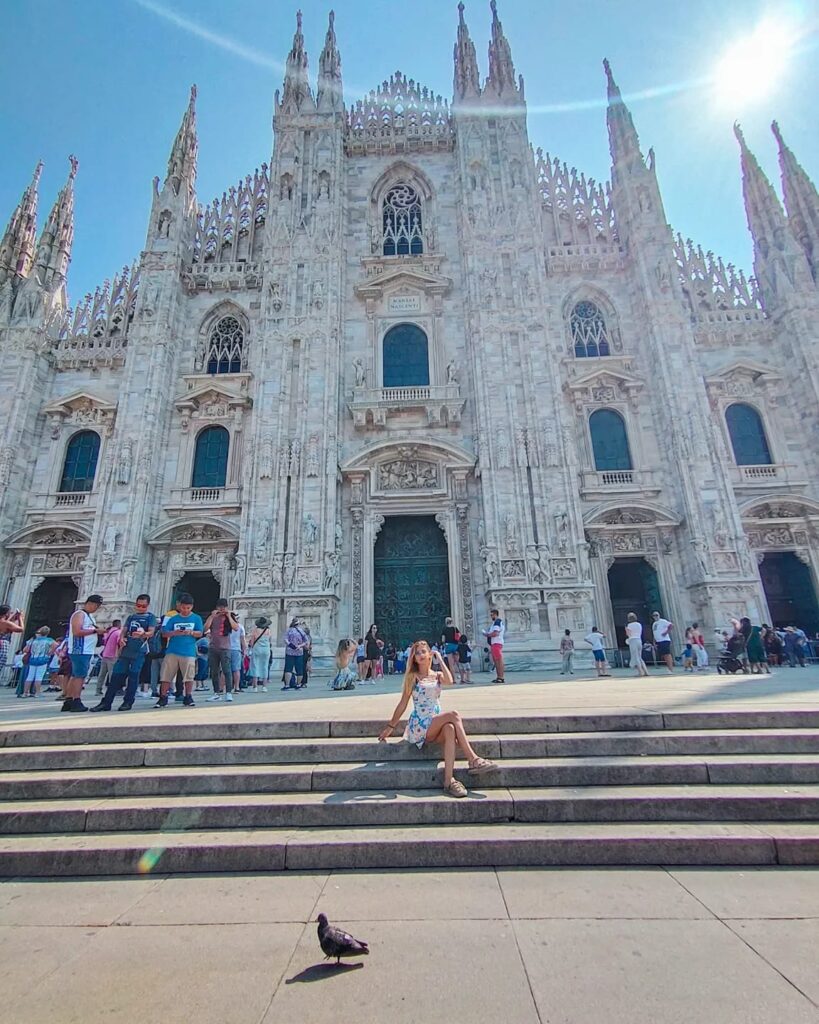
[404,673,443,748]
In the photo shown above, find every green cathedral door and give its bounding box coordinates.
[373,515,452,649]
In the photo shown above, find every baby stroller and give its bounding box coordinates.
[716,633,748,675]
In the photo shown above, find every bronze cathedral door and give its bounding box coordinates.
[373,515,452,649]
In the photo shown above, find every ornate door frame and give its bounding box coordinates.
[340,439,476,639]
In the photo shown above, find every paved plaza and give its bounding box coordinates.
[1,867,819,1023]
[3,661,819,729]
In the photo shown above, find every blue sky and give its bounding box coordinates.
[1,0,817,302]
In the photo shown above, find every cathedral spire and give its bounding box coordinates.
[165,85,198,198]
[453,2,480,103]
[317,10,343,113]
[735,122,808,309]
[34,155,77,292]
[603,58,644,175]
[0,160,42,286]
[277,10,316,116]
[772,119,819,281]
[485,1,523,103]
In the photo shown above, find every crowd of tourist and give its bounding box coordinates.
[1,594,817,710]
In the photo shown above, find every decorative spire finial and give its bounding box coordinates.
[485,0,521,102]
[164,85,198,197]
[453,1,480,102]
[770,119,819,282]
[317,7,343,112]
[604,58,644,174]
[0,159,43,285]
[279,8,316,115]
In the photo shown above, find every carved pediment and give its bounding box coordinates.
[174,382,252,417]
[41,391,117,437]
[565,366,644,410]
[355,261,452,304]
[705,361,782,402]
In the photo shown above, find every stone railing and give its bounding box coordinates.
[166,486,243,512]
[729,464,805,489]
[349,383,464,429]
[580,469,660,496]
[27,491,98,515]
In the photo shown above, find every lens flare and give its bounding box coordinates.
[713,17,795,107]
[137,847,165,873]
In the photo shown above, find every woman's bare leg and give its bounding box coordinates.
[440,722,456,786]
[426,711,481,764]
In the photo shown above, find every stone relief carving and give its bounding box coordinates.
[504,513,519,556]
[171,525,227,543]
[378,456,438,491]
[501,559,525,578]
[303,513,318,561]
[258,434,274,479]
[748,502,808,520]
[598,508,654,525]
[254,519,270,561]
[306,435,320,477]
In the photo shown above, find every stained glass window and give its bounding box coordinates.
[383,324,429,387]
[726,403,772,465]
[589,409,632,471]
[206,315,244,374]
[383,183,423,256]
[59,431,100,493]
[192,426,229,488]
[571,300,610,357]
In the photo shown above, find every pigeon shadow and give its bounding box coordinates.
[286,962,365,984]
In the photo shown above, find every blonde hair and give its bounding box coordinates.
[402,639,432,699]
[335,638,354,670]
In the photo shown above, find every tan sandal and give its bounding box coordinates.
[445,779,468,798]
[468,757,498,774]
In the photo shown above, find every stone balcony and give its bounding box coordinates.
[728,464,807,491]
[165,486,243,515]
[181,260,262,294]
[349,383,465,429]
[580,469,661,498]
[26,491,99,518]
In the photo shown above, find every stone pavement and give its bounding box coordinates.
[3,662,819,729]
[1,867,819,1023]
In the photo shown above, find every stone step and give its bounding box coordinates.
[4,708,819,748]
[3,728,819,772]
[2,821,818,875]
[3,785,819,834]
[6,754,819,800]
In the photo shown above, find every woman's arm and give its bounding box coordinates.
[0,617,23,634]
[378,690,411,741]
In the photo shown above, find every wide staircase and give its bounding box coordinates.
[2,709,819,875]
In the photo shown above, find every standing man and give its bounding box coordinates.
[65,595,104,712]
[205,598,238,701]
[651,610,674,672]
[483,609,506,684]
[441,616,461,680]
[92,595,156,712]
[584,626,611,678]
[282,617,309,690]
[155,592,203,708]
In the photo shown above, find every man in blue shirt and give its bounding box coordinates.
[91,594,157,712]
[155,592,204,708]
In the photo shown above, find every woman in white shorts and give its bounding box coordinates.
[626,612,648,677]
[22,627,57,697]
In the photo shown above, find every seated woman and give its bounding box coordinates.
[378,639,497,798]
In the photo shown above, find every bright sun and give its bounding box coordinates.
[713,18,795,108]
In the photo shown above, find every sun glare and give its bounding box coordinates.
[713,18,795,108]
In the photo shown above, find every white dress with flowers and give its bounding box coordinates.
[404,673,443,748]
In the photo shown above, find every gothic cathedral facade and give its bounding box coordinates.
[1,5,819,664]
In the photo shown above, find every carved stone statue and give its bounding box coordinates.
[254,519,270,561]
[446,360,458,385]
[353,358,366,388]
[116,441,132,486]
[504,512,519,555]
[102,523,118,557]
[323,550,339,590]
[482,548,499,587]
[303,513,318,547]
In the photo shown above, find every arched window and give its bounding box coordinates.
[206,315,244,374]
[726,403,772,465]
[383,323,429,388]
[59,431,100,493]
[571,300,610,357]
[589,409,632,471]
[382,183,423,256]
[192,426,229,489]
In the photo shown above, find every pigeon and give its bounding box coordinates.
[316,913,370,964]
